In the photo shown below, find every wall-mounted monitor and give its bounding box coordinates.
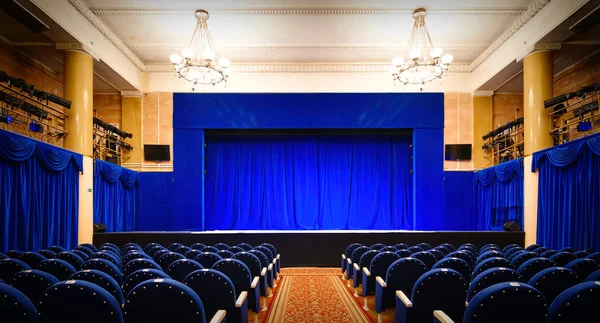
[445,144,472,161]
[144,144,171,161]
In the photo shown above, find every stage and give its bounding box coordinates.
[94,230,525,267]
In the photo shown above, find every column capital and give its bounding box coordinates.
[56,43,99,60]
[516,43,561,62]
[121,91,144,98]
[473,90,494,97]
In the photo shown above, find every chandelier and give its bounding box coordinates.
[169,10,230,86]
[390,8,453,87]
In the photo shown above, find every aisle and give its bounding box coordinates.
[265,268,372,323]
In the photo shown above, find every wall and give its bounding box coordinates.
[93,94,121,125]
[444,93,473,170]
[142,92,173,171]
[492,93,524,127]
[554,52,600,95]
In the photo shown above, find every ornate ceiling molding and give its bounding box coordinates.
[127,43,489,52]
[90,8,527,16]
[469,0,551,71]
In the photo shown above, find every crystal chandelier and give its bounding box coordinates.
[169,10,230,86]
[390,8,454,87]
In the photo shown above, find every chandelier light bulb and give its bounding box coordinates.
[182,48,194,59]
[430,48,443,59]
[219,58,230,68]
[441,54,454,64]
[169,54,182,64]
[409,48,421,60]
[190,70,202,80]
[392,57,404,66]
[202,49,215,61]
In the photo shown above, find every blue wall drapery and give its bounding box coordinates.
[205,135,413,230]
[93,159,139,232]
[444,171,476,230]
[138,172,174,231]
[474,158,524,231]
[532,133,600,250]
[0,130,82,251]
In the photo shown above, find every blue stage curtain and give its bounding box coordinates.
[205,135,413,230]
[93,159,139,232]
[137,172,174,231]
[474,158,524,231]
[443,171,477,230]
[0,130,82,251]
[532,133,600,250]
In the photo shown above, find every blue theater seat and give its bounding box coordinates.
[122,258,161,278]
[516,257,556,283]
[157,252,186,270]
[362,252,400,299]
[346,246,371,279]
[248,249,275,289]
[445,251,473,266]
[559,247,575,253]
[395,249,412,258]
[410,251,438,269]
[194,252,223,269]
[151,248,170,260]
[588,251,600,263]
[232,252,268,309]
[417,242,433,250]
[352,250,379,294]
[471,257,512,280]
[549,252,576,266]
[122,268,170,297]
[540,249,558,258]
[79,243,97,252]
[143,243,162,253]
[467,267,520,301]
[70,269,124,304]
[501,244,521,253]
[259,243,280,273]
[18,252,47,268]
[253,246,276,279]
[81,258,123,285]
[565,258,599,281]
[528,267,580,305]
[585,268,600,282]
[525,244,541,252]
[407,246,424,254]
[510,251,538,269]
[216,250,234,259]
[504,246,523,258]
[184,249,203,260]
[55,251,85,270]
[228,246,245,254]
[167,242,184,251]
[37,250,56,259]
[213,243,230,250]
[6,250,23,258]
[48,246,66,253]
[71,250,90,261]
[548,281,600,322]
[371,243,387,250]
[375,257,427,314]
[572,250,589,259]
[190,243,207,250]
[201,246,220,253]
[10,269,58,304]
[533,246,548,254]
[394,243,410,250]
[475,250,503,266]
[36,259,76,281]
[212,259,260,313]
[433,257,471,282]
[429,248,445,259]
[174,245,191,255]
[439,243,455,252]
[380,246,397,253]
[0,282,38,323]
[122,251,152,264]
[237,243,253,251]
[166,259,204,282]
[0,258,31,282]
[89,251,122,270]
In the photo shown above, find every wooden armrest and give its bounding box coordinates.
[376,276,387,287]
[347,258,352,264]
[261,267,267,276]
[396,290,412,307]
[433,310,455,323]
[353,263,359,271]
[465,301,468,307]
[277,254,280,259]
[251,276,259,289]
[363,267,371,276]
[342,254,346,259]
[209,310,226,323]
[268,263,273,271]
[235,291,247,308]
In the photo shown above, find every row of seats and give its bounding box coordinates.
[1,241,281,323]
[341,242,600,322]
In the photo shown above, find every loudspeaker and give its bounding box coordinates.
[93,223,106,233]
[503,221,521,232]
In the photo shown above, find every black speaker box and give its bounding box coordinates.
[503,221,521,232]
[93,223,106,233]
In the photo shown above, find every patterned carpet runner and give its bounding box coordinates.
[265,268,372,323]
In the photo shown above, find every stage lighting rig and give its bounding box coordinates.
[0,70,71,109]
[29,121,43,133]
[544,91,578,109]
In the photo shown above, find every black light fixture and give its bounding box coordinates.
[0,115,11,124]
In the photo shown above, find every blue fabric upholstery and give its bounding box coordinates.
[549,252,577,266]
[184,249,203,260]
[144,243,162,253]
[502,244,521,253]
[0,282,38,323]
[201,246,220,253]
[548,281,600,322]
[78,244,96,252]
[151,249,169,260]
[465,282,547,323]
[71,250,89,261]
[407,246,424,254]
[166,259,204,282]
[395,243,410,250]
[396,268,467,323]
[184,269,247,323]
[216,250,234,259]
[507,250,525,262]
[10,269,58,304]
[89,252,122,270]
[174,246,192,255]
[467,267,520,301]
[363,252,400,296]
[375,257,427,313]
[353,250,379,289]
[194,252,223,269]
[212,259,260,313]
[36,250,55,259]
[471,257,513,280]
[525,244,541,251]
[572,250,589,259]
[475,251,503,265]
[37,280,123,323]
[81,259,123,285]
[585,268,600,281]
[122,251,151,264]
[440,243,455,252]
[528,267,580,305]
[122,258,161,278]
[70,269,124,304]
[433,257,471,282]
[17,252,47,269]
[565,258,599,281]
[237,243,253,251]
[232,252,267,297]
[395,249,412,258]
[36,259,75,281]
[510,251,538,269]
[540,250,558,258]
[213,243,230,250]
[417,242,433,250]
[157,252,185,270]
[122,268,170,297]
[588,251,600,262]
[228,246,245,254]
[55,251,85,270]
[347,246,371,279]
[516,257,556,283]
[445,251,473,266]
[167,243,184,251]
[380,246,397,253]
[248,249,274,287]
[253,246,275,273]
[48,246,66,253]
[505,246,523,258]
[533,246,548,254]
[0,259,31,282]
[429,249,445,259]
[410,251,437,269]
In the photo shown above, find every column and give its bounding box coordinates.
[472,92,494,169]
[522,50,553,246]
[63,49,94,245]
[121,91,143,171]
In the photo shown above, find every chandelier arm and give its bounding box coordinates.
[189,19,201,49]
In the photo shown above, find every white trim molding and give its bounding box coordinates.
[127,43,489,52]
[472,90,494,97]
[516,43,562,62]
[121,91,144,97]
[56,43,99,60]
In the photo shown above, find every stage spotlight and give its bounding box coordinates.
[577,121,592,132]
[48,93,71,109]
[0,115,11,124]
[29,121,43,133]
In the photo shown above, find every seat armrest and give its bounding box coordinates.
[277,254,280,259]
[465,301,468,307]
[376,276,386,287]
[347,258,352,264]
[208,310,226,323]
[363,267,371,276]
[396,290,412,307]
[272,258,277,265]
[433,310,455,323]
[251,276,259,289]
[268,263,273,271]
[342,254,346,260]
[353,263,359,271]
[261,267,267,276]
[235,291,247,307]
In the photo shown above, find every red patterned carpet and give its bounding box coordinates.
[265,268,372,323]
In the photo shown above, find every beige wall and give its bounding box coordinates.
[94,94,122,125]
[492,93,524,128]
[444,93,474,170]
[142,92,173,171]
[554,52,600,94]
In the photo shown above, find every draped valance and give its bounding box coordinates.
[532,132,600,171]
[475,158,523,187]
[94,159,138,187]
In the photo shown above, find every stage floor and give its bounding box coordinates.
[94,230,525,267]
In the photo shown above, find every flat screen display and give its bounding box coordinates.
[144,144,170,161]
[445,144,472,161]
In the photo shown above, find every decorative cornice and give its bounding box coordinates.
[68,0,147,71]
[145,62,471,73]
[516,43,561,62]
[56,42,99,60]
[121,91,144,97]
[473,90,494,97]
[127,43,489,52]
[469,0,551,71]
[90,8,527,16]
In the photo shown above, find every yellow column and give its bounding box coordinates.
[63,50,94,245]
[473,94,494,169]
[121,92,143,171]
[523,50,553,246]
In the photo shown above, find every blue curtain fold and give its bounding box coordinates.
[0,130,81,251]
[474,158,524,231]
[205,135,413,230]
[532,132,600,250]
[93,159,139,232]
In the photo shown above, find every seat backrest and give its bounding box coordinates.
[410,251,438,269]
[358,250,379,269]
[585,268,600,282]
[370,243,386,250]
[411,268,467,322]
[157,252,186,270]
[231,252,262,278]
[471,257,512,280]
[36,259,76,281]
[122,268,170,297]
[350,246,371,264]
[37,280,124,323]
[37,250,56,259]
[143,243,162,253]
[228,246,245,254]
[572,250,589,259]
[394,243,409,250]
[516,257,556,283]
[565,258,598,281]
[416,242,433,250]
[212,259,252,295]
[429,248,445,260]
[549,252,576,266]
[385,258,428,297]
[151,249,170,261]
[56,251,85,270]
[369,252,400,278]
[236,243,253,251]
[184,269,240,322]
[501,244,521,253]
[547,281,600,323]
[18,252,47,268]
[445,251,473,266]
[166,259,204,282]
[259,243,278,257]
[478,246,500,256]
[81,258,123,285]
[510,251,538,269]
[184,249,203,260]
[475,251,503,265]
[122,258,161,278]
[0,259,31,282]
[558,247,575,253]
[190,243,206,250]
[89,251,122,270]
[533,246,548,254]
[0,282,38,323]
[194,252,224,269]
[70,269,124,304]
[588,251,600,263]
[216,250,234,259]
[79,243,97,252]
[439,243,455,252]
[213,243,230,250]
[254,246,274,263]
[528,267,580,305]
[407,246,424,254]
[464,282,547,323]
[433,257,471,281]
[122,251,152,264]
[380,246,397,253]
[167,242,184,251]
[395,249,412,258]
[525,244,541,251]
[48,246,66,253]
[540,249,557,258]
[10,269,58,304]
[504,246,524,258]
[467,267,520,301]
[147,245,166,257]
[174,246,192,255]
[248,249,269,269]
[201,246,220,253]
[71,250,89,261]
